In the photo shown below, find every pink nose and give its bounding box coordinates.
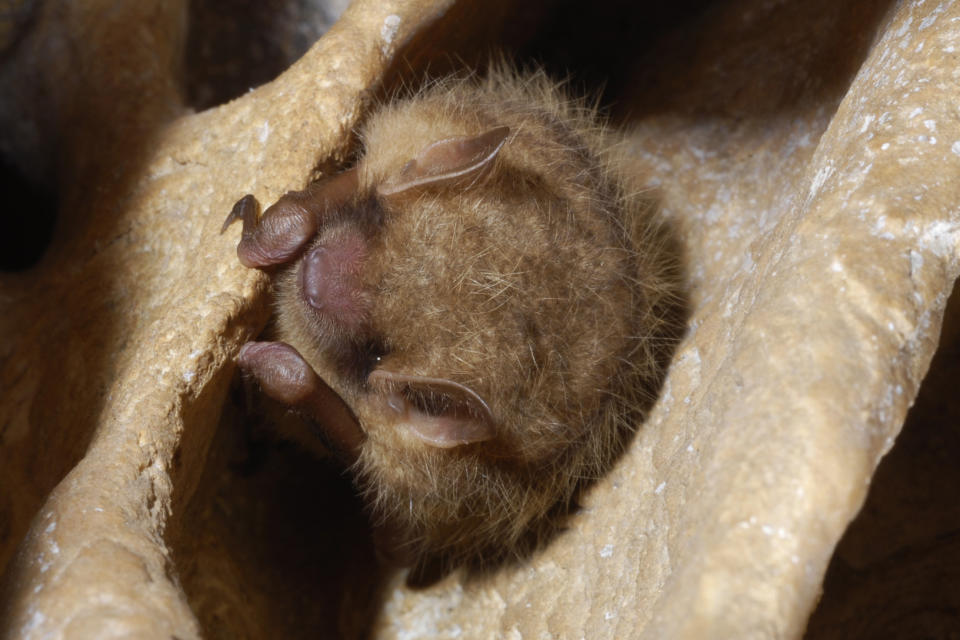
[299,231,369,330]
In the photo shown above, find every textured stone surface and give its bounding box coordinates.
[805,279,960,637]
[0,0,958,638]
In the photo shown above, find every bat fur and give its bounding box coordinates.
[225,64,682,569]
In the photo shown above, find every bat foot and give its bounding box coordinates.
[238,341,365,461]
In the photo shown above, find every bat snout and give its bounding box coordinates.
[298,231,370,332]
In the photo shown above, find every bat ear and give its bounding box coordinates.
[368,370,496,448]
[377,126,510,197]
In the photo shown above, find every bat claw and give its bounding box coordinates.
[225,169,360,269]
[221,194,258,234]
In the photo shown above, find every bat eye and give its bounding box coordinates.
[358,339,388,379]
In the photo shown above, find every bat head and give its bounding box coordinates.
[270,114,639,468]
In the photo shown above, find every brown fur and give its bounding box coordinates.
[268,66,681,567]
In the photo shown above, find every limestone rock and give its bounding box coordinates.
[0,0,958,638]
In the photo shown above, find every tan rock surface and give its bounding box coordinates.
[804,279,960,637]
[0,0,958,638]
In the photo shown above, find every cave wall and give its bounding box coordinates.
[0,0,958,638]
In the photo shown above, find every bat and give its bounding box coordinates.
[223,65,681,569]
